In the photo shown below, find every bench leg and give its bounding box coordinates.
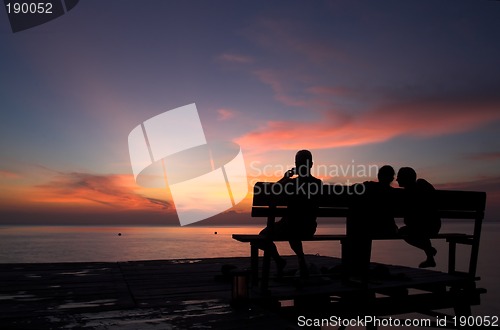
[448,241,456,274]
[454,302,472,317]
[250,243,259,286]
[453,286,472,315]
[261,250,271,293]
[341,237,372,281]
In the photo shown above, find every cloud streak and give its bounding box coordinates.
[0,170,20,179]
[436,176,500,222]
[217,108,236,121]
[35,172,171,211]
[464,152,500,161]
[253,70,311,108]
[236,97,500,153]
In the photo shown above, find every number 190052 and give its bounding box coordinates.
[6,2,53,14]
[453,316,498,327]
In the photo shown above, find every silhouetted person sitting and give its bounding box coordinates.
[377,165,395,186]
[344,165,398,279]
[258,150,322,279]
[396,167,441,268]
[362,165,399,235]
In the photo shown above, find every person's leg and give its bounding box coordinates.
[417,238,437,268]
[341,236,372,280]
[401,229,436,268]
[289,239,308,278]
[403,235,430,251]
[344,215,371,279]
[289,240,304,257]
[259,224,286,274]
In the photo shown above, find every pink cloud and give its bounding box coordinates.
[253,69,311,107]
[464,152,500,161]
[0,170,20,179]
[436,176,500,193]
[252,70,353,111]
[217,108,236,121]
[35,172,171,211]
[236,98,500,153]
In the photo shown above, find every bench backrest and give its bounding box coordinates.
[251,182,486,220]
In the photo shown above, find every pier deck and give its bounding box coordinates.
[0,255,484,329]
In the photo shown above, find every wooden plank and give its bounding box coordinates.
[434,190,486,211]
[233,233,470,242]
[0,255,485,330]
[252,182,486,212]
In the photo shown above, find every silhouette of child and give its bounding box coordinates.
[362,165,399,235]
[396,167,441,268]
[344,165,398,279]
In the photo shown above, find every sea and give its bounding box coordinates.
[1,222,499,322]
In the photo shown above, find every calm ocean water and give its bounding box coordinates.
[1,222,499,318]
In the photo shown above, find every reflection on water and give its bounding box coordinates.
[0,222,499,316]
[0,225,270,263]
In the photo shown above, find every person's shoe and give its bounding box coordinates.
[419,247,437,268]
[419,258,436,268]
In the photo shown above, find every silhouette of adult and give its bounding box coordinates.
[397,167,441,268]
[258,150,322,278]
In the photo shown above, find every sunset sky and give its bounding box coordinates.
[1,0,499,225]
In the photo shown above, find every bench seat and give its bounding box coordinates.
[232,232,470,243]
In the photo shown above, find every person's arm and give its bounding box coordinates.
[277,168,295,184]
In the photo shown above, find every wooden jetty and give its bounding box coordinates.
[0,255,486,329]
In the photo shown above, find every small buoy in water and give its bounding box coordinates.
[118,233,122,236]
[214,231,217,235]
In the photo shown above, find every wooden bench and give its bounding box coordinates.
[232,182,486,291]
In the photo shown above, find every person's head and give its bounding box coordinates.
[396,167,417,188]
[295,149,313,176]
[378,165,395,185]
